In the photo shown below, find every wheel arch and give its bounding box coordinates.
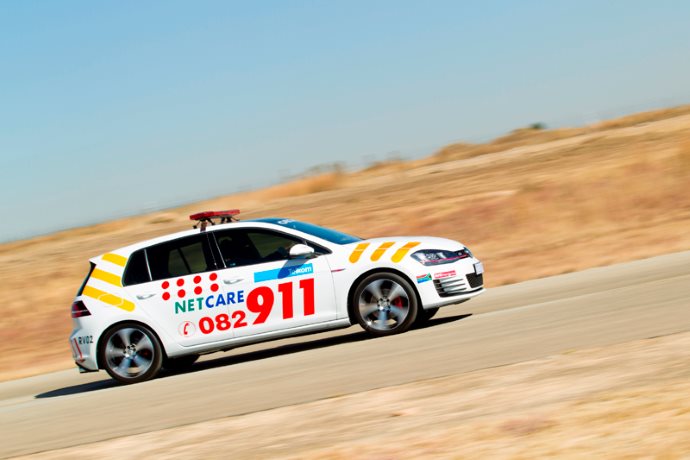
[346,267,423,324]
[96,319,168,369]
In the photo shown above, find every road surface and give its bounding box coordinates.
[1,251,689,458]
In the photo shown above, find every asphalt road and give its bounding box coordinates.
[2,251,689,458]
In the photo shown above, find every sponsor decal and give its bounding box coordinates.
[174,290,245,314]
[190,278,316,335]
[253,263,313,283]
[162,273,219,301]
[178,321,196,337]
[433,270,456,280]
[160,273,246,315]
[416,273,432,284]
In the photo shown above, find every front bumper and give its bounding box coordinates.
[415,258,485,309]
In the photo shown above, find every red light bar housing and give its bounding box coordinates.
[189,209,240,230]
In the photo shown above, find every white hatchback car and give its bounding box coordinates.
[70,210,485,383]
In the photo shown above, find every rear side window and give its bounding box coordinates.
[123,249,151,286]
[147,234,216,281]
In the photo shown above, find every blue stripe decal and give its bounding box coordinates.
[253,263,314,283]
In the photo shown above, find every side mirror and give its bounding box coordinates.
[289,244,316,259]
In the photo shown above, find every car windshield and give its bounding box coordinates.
[252,218,362,245]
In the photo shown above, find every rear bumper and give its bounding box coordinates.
[69,331,99,372]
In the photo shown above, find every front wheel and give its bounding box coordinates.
[352,272,418,337]
[99,323,163,384]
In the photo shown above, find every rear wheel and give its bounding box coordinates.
[99,323,163,384]
[352,272,418,337]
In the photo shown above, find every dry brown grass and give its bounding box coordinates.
[2,105,690,381]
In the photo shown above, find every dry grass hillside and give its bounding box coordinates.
[2,105,690,380]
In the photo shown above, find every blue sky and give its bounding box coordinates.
[2,1,689,242]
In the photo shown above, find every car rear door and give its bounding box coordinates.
[210,227,338,338]
[122,233,235,347]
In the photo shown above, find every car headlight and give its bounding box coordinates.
[411,248,472,266]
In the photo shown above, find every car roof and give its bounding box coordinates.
[94,218,324,261]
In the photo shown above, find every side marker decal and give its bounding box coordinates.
[102,253,127,267]
[348,242,370,263]
[91,268,123,287]
[370,242,395,261]
[391,242,420,263]
[82,285,135,312]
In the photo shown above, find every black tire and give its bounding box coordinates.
[351,272,418,337]
[415,307,439,325]
[163,354,199,372]
[99,322,163,384]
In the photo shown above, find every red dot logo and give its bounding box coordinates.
[209,273,218,281]
[162,281,170,289]
[194,286,202,295]
[162,292,171,301]
[211,283,219,292]
[177,278,185,287]
[178,289,186,298]
[193,275,202,284]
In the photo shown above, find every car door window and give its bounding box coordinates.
[122,249,151,286]
[147,234,216,281]
[213,229,303,268]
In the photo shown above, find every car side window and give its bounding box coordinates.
[147,234,216,281]
[213,229,303,268]
[122,249,151,286]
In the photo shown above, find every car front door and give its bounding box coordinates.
[210,228,338,338]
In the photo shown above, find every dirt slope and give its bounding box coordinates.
[1,105,690,380]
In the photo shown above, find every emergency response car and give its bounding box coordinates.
[70,210,485,383]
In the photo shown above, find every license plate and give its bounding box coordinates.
[474,262,484,275]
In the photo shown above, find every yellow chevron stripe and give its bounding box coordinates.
[391,241,421,263]
[82,285,135,312]
[370,242,395,262]
[91,268,122,287]
[102,253,127,267]
[348,242,370,263]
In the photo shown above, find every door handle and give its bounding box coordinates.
[223,278,243,285]
[136,293,156,300]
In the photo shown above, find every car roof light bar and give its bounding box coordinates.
[190,209,240,231]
